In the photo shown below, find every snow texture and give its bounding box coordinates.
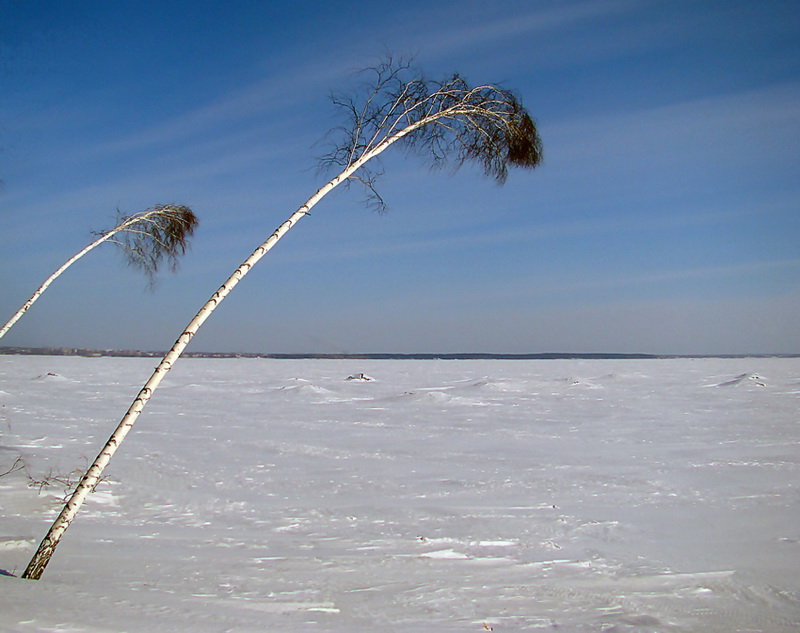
[1,356,799,632]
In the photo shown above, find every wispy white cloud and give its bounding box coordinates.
[264,194,786,267]
[550,257,800,294]
[75,61,345,162]
[408,0,643,59]
[544,80,800,156]
[429,257,800,314]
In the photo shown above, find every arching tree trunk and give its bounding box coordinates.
[23,159,377,579]
[1,205,197,340]
[1,227,124,340]
[22,59,543,579]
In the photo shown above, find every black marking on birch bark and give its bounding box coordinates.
[134,388,152,405]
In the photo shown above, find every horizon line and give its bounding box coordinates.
[1,346,798,360]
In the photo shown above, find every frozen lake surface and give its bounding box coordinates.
[1,355,799,632]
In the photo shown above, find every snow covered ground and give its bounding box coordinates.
[1,355,799,632]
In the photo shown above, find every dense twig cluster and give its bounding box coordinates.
[320,58,543,211]
[108,204,199,283]
[1,204,197,340]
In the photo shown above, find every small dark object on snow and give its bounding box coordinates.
[346,373,373,381]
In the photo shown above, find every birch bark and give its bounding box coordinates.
[1,219,134,340]
[1,206,195,340]
[22,135,406,579]
[22,63,542,578]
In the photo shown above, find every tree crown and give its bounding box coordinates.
[321,58,543,210]
[112,204,198,283]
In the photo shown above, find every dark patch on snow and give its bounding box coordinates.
[346,373,374,381]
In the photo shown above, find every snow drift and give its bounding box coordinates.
[1,356,798,632]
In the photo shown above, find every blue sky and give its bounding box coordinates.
[1,0,798,355]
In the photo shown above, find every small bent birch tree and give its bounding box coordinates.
[0,205,198,340]
[23,58,543,579]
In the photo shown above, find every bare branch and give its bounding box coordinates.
[0,456,26,479]
[0,204,198,339]
[319,58,543,209]
[107,204,199,285]
[23,56,542,580]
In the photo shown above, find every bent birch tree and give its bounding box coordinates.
[23,59,543,579]
[0,205,198,340]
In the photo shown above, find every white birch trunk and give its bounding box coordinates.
[21,128,420,578]
[0,212,160,340]
[1,235,116,340]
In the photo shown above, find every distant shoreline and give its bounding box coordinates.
[1,346,797,360]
